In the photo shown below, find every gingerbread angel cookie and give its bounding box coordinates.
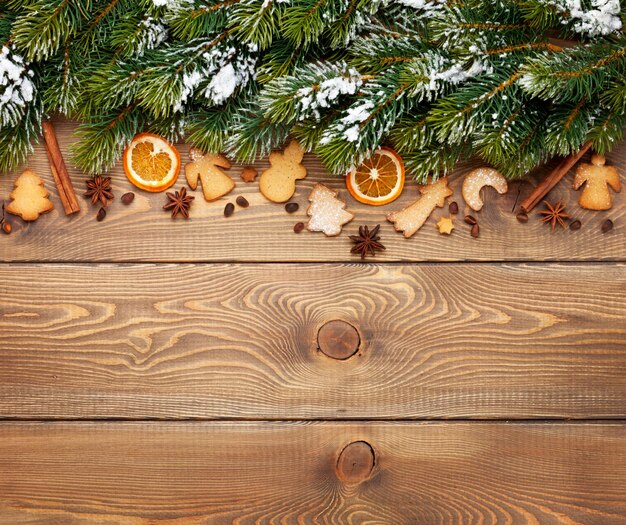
[573,154,621,210]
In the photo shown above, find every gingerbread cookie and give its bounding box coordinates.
[387,177,452,238]
[307,183,354,236]
[240,166,258,183]
[185,149,234,202]
[259,140,307,203]
[462,167,508,211]
[436,216,454,235]
[6,169,54,221]
[573,154,621,210]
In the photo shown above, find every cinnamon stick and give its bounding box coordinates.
[42,120,81,215]
[520,142,592,213]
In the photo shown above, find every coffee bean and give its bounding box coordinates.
[601,219,614,233]
[569,219,582,231]
[236,196,249,208]
[285,202,299,213]
[293,222,305,233]
[464,215,477,225]
[96,207,106,222]
[224,202,235,217]
[516,212,529,223]
[121,192,135,205]
[449,201,459,214]
[2,221,11,234]
[470,223,479,238]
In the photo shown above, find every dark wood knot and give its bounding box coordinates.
[336,441,375,483]
[317,320,360,360]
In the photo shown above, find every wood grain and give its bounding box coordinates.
[1,422,625,524]
[1,263,624,419]
[1,120,625,262]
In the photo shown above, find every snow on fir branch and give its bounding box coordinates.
[393,0,444,13]
[536,0,622,37]
[260,62,364,124]
[136,17,169,56]
[0,46,35,128]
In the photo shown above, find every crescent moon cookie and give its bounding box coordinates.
[462,167,508,211]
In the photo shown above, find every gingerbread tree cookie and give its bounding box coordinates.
[259,140,307,203]
[387,177,452,238]
[573,154,621,210]
[307,183,354,236]
[6,169,54,221]
[185,149,234,202]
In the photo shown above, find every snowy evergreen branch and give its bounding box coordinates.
[0,0,625,180]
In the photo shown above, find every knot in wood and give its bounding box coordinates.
[336,441,375,483]
[317,320,360,360]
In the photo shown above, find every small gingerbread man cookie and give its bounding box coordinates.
[259,141,307,203]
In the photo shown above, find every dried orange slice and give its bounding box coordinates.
[123,133,181,192]
[346,147,405,206]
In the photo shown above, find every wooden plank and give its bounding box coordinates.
[1,119,625,262]
[1,263,625,419]
[1,422,625,524]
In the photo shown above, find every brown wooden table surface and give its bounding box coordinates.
[1,120,625,524]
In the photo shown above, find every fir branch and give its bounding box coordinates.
[389,110,462,182]
[256,38,311,83]
[602,77,626,113]
[71,105,144,174]
[136,33,231,117]
[0,100,42,173]
[474,100,548,177]
[227,102,290,162]
[587,105,626,155]
[259,61,365,125]
[11,0,91,61]
[543,97,591,155]
[109,11,168,57]
[186,99,245,152]
[232,0,285,50]
[520,42,626,102]
[315,70,413,173]
[519,0,623,38]
[348,33,425,73]
[430,2,531,51]
[402,144,463,182]
[0,45,37,128]
[169,0,240,40]
[429,67,524,144]
[282,0,347,47]
[40,43,81,116]
[326,0,367,48]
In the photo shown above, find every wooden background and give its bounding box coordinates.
[1,120,625,524]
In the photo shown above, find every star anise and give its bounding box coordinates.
[350,225,386,259]
[540,200,569,230]
[164,187,194,219]
[84,176,114,207]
